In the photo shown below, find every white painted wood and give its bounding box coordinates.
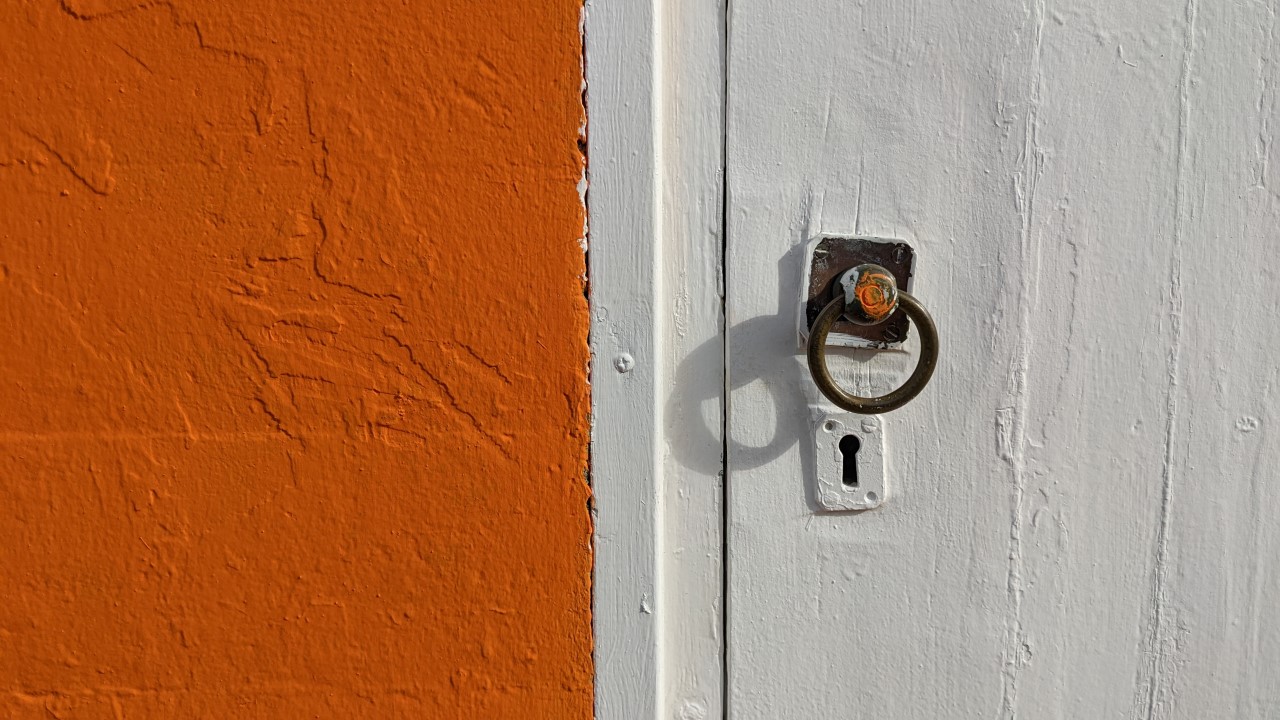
[585,0,725,715]
[654,0,728,717]
[726,0,1280,718]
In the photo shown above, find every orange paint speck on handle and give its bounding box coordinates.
[0,1,591,717]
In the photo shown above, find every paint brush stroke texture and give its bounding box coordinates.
[0,1,591,717]
[726,0,1280,716]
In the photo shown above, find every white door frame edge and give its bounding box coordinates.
[584,0,727,716]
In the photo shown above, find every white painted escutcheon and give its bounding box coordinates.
[812,411,885,511]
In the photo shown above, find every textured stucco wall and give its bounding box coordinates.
[0,1,591,717]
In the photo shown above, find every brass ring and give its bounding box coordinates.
[806,291,939,414]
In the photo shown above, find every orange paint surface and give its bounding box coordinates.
[0,2,591,717]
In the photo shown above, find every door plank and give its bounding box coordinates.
[1145,1,1280,717]
[726,0,1280,717]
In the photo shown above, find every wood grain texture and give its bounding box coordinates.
[726,0,1280,717]
[586,0,663,713]
[587,0,726,715]
[656,0,728,716]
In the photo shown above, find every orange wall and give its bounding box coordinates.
[0,2,591,717]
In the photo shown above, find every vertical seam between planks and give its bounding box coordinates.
[719,0,732,716]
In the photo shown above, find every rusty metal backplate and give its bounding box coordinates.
[804,237,915,346]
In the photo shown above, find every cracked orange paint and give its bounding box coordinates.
[0,1,591,717]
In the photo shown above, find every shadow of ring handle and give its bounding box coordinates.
[805,292,939,414]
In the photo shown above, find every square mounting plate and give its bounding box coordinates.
[797,236,915,350]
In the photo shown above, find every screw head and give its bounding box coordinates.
[839,263,899,326]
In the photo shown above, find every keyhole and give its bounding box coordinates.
[839,435,861,488]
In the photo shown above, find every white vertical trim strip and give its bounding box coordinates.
[586,0,726,716]
[586,0,661,715]
[655,0,727,715]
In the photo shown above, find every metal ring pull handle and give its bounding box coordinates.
[806,264,939,414]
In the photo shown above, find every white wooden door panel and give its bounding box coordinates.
[726,0,1280,717]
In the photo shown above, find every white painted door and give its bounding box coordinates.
[725,0,1280,717]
